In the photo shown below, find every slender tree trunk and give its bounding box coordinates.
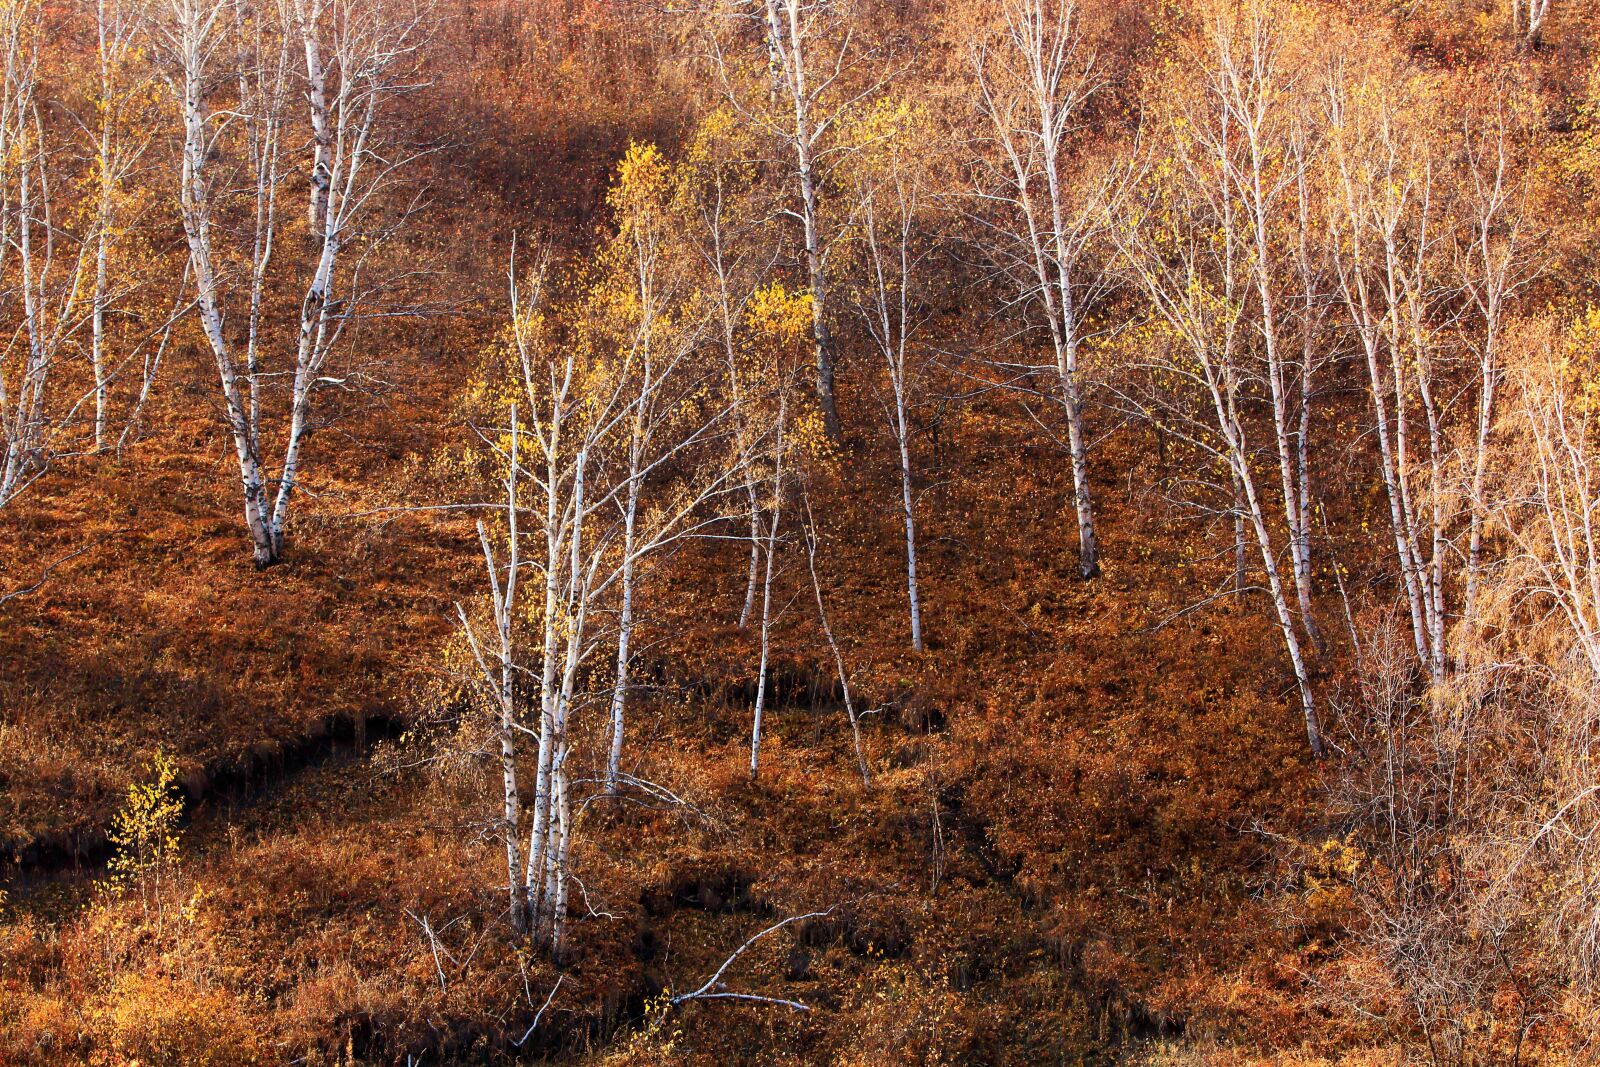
[1202,355,1325,757]
[91,221,109,451]
[764,0,842,443]
[493,414,530,934]
[244,85,280,442]
[606,483,639,794]
[1464,310,1498,621]
[1524,0,1551,48]
[1233,444,1325,757]
[1246,181,1319,651]
[1361,327,1434,671]
[119,276,182,454]
[1295,364,1316,638]
[1292,171,1321,651]
[1041,93,1101,580]
[529,445,585,939]
[498,688,527,935]
[798,152,841,442]
[540,548,592,947]
[1059,334,1100,579]
[525,451,564,924]
[710,223,761,630]
[740,480,761,628]
[750,399,788,781]
[895,380,924,651]
[299,0,333,234]
[1231,468,1248,603]
[473,521,528,934]
[90,0,116,453]
[179,64,275,567]
[4,79,61,502]
[269,23,341,558]
[546,741,572,955]
[749,535,777,781]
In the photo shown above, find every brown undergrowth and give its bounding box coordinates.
[3,381,1344,1062]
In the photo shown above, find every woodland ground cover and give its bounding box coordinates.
[4,0,1600,1063]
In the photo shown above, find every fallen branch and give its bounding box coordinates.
[404,909,452,992]
[669,908,834,1013]
[513,973,565,1047]
[0,539,104,608]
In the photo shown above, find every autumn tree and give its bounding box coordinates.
[683,109,771,629]
[0,0,100,509]
[742,280,816,782]
[153,0,430,567]
[966,0,1112,580]
[460,144,743,952]
[696,0,900,444]
[86,0,158,452]
[601,143,744,793]
[1117,0,1326,754]
[1325,62,1456,687]
[846,96,933,649]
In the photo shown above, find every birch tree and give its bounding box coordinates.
[1492,312,1600,989]
[1325,69,1454,688]
[456,399,536,936]
[968,0,1109,579]
[601,143,741,794]
[849,102,929,650]
[237,0,290,445]
[1116,15,1326,755]
[1324,67,1536,683]
[1510,0,1555,48]
[745,387,788,781]
[1202,1,1323,648]
[489,257,638,954]
[1493,316,1600,680]
[743,281,814,782]
[154,0,429,567]
[683,111,771,628]
[464,150,743,953]
[1455,91,1536,621]
[700,0,894,444]
[517,283,736,951]
[801,488,870,784]
[86,0,155,452]
[0,0,92,509]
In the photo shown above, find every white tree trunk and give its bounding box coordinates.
[173,8,276,566]
[763,0,842,442]
[895,383,923,652]
[606,482,639,794]
[749,398,789,782]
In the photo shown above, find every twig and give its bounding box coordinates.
[404,909,449,992]
[801,490,871,787]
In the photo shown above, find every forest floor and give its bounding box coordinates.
[0,343,1369,1063]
